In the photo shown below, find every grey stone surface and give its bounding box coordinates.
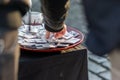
[99,71,111,80]
[66,0,88,34]
[89,72,102,80]
[88,53,108,63]
[88,60,106,74]
[31,0,40,11]
[102,61,111,70]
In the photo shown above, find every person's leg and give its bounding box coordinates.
[0,11,21,80]
[3,31,20,80]
[0,34,20,80]
[109,48,120,80]
[0,1,30,80]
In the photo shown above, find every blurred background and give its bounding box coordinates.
[31,0,111,80]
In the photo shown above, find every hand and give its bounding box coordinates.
[45,24,67,39]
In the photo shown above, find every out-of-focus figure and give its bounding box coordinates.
[82,0,120,80]
[0,0,30,80]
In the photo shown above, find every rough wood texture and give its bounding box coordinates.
[61,44,86,54]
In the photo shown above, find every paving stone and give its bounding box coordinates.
[89,72,102,80]
[31,0,40,11]
[88,60,106,74]
[88,53,108,63]
[65,0,87,34]
[99,71,111,80]
[102,61,111,70]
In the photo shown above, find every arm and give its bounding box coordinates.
[40,0,70,32]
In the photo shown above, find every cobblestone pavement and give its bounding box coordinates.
[32,0,111,80]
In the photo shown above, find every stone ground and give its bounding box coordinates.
[32,0,111,80]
